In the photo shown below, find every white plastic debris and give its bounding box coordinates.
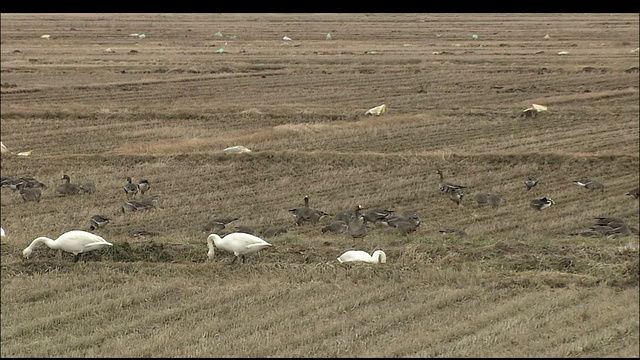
[365,104,387,116]
[129,33,139,37]
[138,34,146,39]
[223,146,252,154]
[282,36,292,41]
[543,34,550,39]
[215,48,225,53]
[105,48,115,53]
[557,51,569,55]
[326,33,332,40]
[41,34,51,39]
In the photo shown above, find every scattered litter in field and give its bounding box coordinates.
[283,36,292,41]
[544,34,550,39]
[215,48,225,53]
[558,51,569,55]
[41,34,51,39]
[326,33,332,40]
[365,104,387,116]
[138,34,146,39]
[223,146,252,154]
[129,33,139,37]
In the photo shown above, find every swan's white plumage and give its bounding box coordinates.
[1,227,5,238]
[337,250,387,264]
[207,232,272,263]
[23,230,113,259]
[223,146,252,154]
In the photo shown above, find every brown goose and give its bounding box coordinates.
[347,206,367,239]
[448,188,464,207]
[362,207,395,224]
[474,192,489,207]
[289,196,329,226]
[56,175,81,196]
[381,210,421,230]
[525,176,539,191]
[19,187,42,203]
[437,169,467,194]
[487,193,503,209]
[321,220,349,234]
[530,197,555,211]
[123,177,139,197]
[573,178,605,192]
[89,215,110,230]
[79,180,96,194]
[137,178,151,196]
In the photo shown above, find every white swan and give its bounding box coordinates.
[23,230,113,261]
[207,232,272,264]
[337,250,387,264]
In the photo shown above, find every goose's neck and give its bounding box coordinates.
[27,237,58,251]
[304,197,309,207]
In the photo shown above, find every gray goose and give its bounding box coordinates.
[448,188,464,207]
[436,169,467,194]
[56,175,82,196]
[347,205,367,239]
[525,176,539,191]
[124,177,139,197]
[573,178,605,192]
[474,192,489,207]
[289,196,329,226]
[19,187,42,203]
[79,180,96,194]
[203,217,239,233]
[137,178,151,196]
[89,215,110,230]
[381,210,421,230]
[321,220,349,234]
[362,207,395,224]
[487,193,503,209]
[530,197,555,211]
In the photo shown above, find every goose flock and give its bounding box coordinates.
[2,168,638,265]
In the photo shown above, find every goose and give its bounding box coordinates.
[79,180,96,194]
[203,217,239,232]
[124,177,139,197]
[573,178,605,192]
[384,222,418,235]
[206,232,272,264]
[121,198,158,212]
[289,196,328,226]
[487,193,503,209]
[448,188,464,207]
[362,207,395,224]
[364,104,387,116]
[260,226,289,237]
[335,205,363,223]
[56,175,81,196]
[626,187,639,199]
[530,197,555,211]
[439,228,469,237]
[23,230,113,262]
[436,169,467,194]
[19,187,42,202]
[381,210,421,229]
[137,178,151,195]
[321,220,349,234]
[474,192,489,207]
[89,215,110,230]
[337,250,386,264]
[3,177,47,191]
[348,213,368,239]
[525,176,539,191]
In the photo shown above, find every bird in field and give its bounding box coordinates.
[56,174,82,196]
[22,230,113,262]
[436,169,467,195]
[530,197,555,211]
[19,187,42,203]
[525,176,539,191]
[337,250,387,264]
[322,220,349,234]
[206,232,272,264]
[123,177,139,197]
[89,215,111,231]
[573,178,605,192]
[626,187,639,199]
[289,196,329,226]
[137,178,151,196]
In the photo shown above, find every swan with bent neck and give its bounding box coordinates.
[207,232,272,264]
[337,250,387,264]
[23,230,113,262]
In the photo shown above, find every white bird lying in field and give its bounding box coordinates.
[1,227,5,238]
[223,146,252,154]
[364,104,387,116]
[23,230,113,262]
[207,232,272,264]
[337,250,387,264]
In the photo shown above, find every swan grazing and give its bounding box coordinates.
[207,232,272,264]
[337,250,387,264]
[23,230,113,262]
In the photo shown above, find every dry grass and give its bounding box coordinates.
[1,13,639,357]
